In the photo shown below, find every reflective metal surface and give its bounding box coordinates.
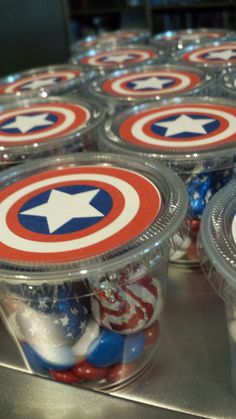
[0,265,236,418]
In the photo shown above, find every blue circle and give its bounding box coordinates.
[18,185,113,235]
[122,332,145,364]
[151,113,220,139]
[0,112,58,134]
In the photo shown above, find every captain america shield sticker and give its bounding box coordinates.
[0,70,82,95]
[181,43,236,64]
[119,103,236,152]
[102,70,202,97]
[0,103,90,146]
[80,48,157,67]
[0,166,161,263]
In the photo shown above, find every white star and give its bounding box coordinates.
[21,78,58,90]
[20,188,104,233]
[71,307,79,316]
[1,113,54,133]
[79,320,87,330]
[102,54,134,63]
[155,114,215,136]
[206,49,236,61]
[60,315,69,327]
[38,300,49,310]
[131,76,173,90]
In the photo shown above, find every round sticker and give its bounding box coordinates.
[81,48,157,67]
[81,31,143,48]
[0,103,90,146]
[181,43,236,64]
[0,71,82,95]
[102,70,202,97]
[161,30,225,42]
[0,166,161,263]
[119,103,236,152]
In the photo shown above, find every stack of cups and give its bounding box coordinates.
[198,181,236,393]
[99,96,236,263]
[0,153,188,388]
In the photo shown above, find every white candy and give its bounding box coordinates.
[72,318,99,359]
[31,341,76,369]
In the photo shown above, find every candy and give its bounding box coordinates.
[50,369,82,384]
[22,343,50,375]
[144,320,161,349]
[105,362,137,383]
[122,332,144,364]
[28,341,76,371]
[72,318,100,361]
[87,329,125,368]
[73,360,109,381]
[91,275,162,334]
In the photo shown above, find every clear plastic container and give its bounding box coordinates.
[71,30,150,54]
[151,28,235,54]
[99,96,236,264]
[172,40,236,73]
[87,64,215,110]
[218,67,236,99]
[198,181,236,393]
[0,96,104,168]
[71,44,165,75]
[0,65,95,102]
[0,152,188,390]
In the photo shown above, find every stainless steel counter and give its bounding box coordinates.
[0,265,235,419]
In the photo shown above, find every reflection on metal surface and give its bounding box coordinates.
[0,266,236,418]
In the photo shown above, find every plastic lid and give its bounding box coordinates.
[199,181,236,301]
[0,65,94,101]
[218,67,236,97]
[100,96,236,173]
[88,64,214,106]
[173,41,236,70]
[0,152,188,283]
[71,44,164,73]
[0,96,104,163]
[152,28,234,48]
[71,30,150,53]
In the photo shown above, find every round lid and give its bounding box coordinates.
[173,41,236,70]
[0,153,188,283]
[0,65,94,101]
[100,96,236,172]
[199,181,236,299]
[218,67,236,96]
[152,28,234,48]
[88,64,214,104]
[0,96,104,158]
[71,30,150,52]
[71,45,163,72]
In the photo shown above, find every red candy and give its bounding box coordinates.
[73,360,109,381]
[105,362,136,383]
[50,369,82,384]
[144,320,161,349]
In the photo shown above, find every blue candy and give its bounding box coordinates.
[87,329,125,367]
[22,342,49,375]
[26,341,76,371]
[122,332,145,364]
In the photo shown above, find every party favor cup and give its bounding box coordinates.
[99,96,236,264]
[172,40,236,73]
[88,64,215,111]
[71,30,151,54]
[71,44,166,76]
[218,67,236,99]
[0,96,105,168]
[0,65,95,102]
[151,28,235,55]
[0,152,188,390]
[198,181,236,393]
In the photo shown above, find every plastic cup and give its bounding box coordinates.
[71,44,166,76]
[71,30,151,54]
[99,96,236,264]
[0,96,105,168]
[218,67,236,99]
[172,40,236,73]
[198,181,236,393]
[0,65,95,102]
[0,152,188,390]
[87,63,215,111]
